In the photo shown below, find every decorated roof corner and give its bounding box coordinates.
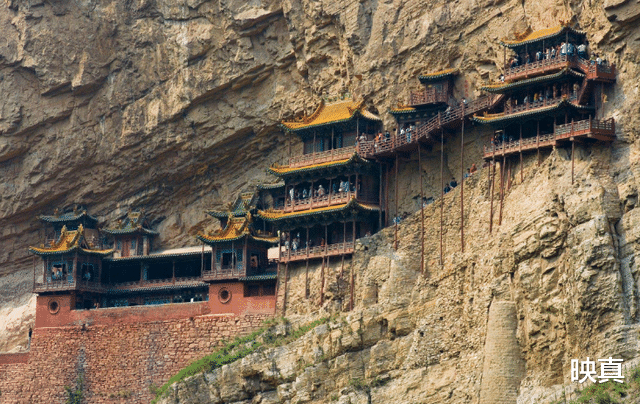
[103,210,158,236]
[281,98,381,132]
[257,181,286,190]
[501,25,586,48]
[38,208,98,225]
[418,68,459,83]
[207,191,259,218]
[197,214,277,244]
[29,224,114,256]
[267,153,374,177]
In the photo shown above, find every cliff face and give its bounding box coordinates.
[1,0,640,400]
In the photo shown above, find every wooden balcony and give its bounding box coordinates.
[279,241,355,263]
[288,146,356,168]
[504,55,616,83]
[357,94,502,158]
[408,88,448,107]
[34,279,104,293]
[34,277,209,294]
[482,118,615,159]
[277,192,378,213]
[202,268,246,281]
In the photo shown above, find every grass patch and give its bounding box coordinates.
[151,316,329,404]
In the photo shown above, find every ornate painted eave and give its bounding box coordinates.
[257,182,285,190]
[207,192,257,219]
[472,99,594,125]
[256,198,379,223]
[480,68,585,93]
[267,153,374,178]
[500,25,586,49]
[281,99,381,133]
[29,225,113,257]
[389,106,418,115]
[418,68,458,83]
[197,215,278,245]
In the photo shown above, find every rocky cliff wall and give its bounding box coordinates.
[1,0,639,400]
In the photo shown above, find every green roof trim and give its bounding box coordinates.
[472,100,594,125]
[38,211,98,224]
[239,273,278,281]
[479,68,585,93]
[267,153,375,178]
[500,25,586,49]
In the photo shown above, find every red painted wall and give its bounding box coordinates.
[209,282,276,316]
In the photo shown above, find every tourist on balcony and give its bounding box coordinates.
[596,55,602,65]
[525,53,531,64]
[578,43,587,58]
[359,133,367,143]
[289,187,294,202]
[332,182,338,194]
[302,188,308,199]
[470,163,477,175]
[568,43,575,56]
[523,95,529,105]
[545,48,551,60]
[317,184,326,197]
[450,178,458,188]
[464,169,470,179]
[499,74,504,82]
[546,87,552,100]
[444,184,451,194]
[536,51,542,61]
[551,47,556,59]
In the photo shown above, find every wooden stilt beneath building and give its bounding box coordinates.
[394,153,399,250]
[489,158,495,233]
[418,143,425,274]
[440,130,444,266]
[460,106,465,253]
[499,155,505,226]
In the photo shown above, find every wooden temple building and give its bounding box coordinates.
[475,24,616,174]
[258,98,383,307]
[29,205,278,328]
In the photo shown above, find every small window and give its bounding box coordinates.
[51,263,67,280]
[262,284,276,296]
[80,263,94,281]
[245,284,261,297]
[222,252,233,269]
[131,239,136,250]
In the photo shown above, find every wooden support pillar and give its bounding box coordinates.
[350,219,356,311]
[288,131,291,160]
[519,123,523,183]
[243,235,248,276]
[320,257,325,306]
[201,242,204,275]
[172,260,176,284]
[499,155,506,225]
[73,253,78,285]
[460,105,465,253]
[355,172,359,199]
[384,163,389,227]
[537,120,541,166]
[379,165,383,230]
[274,260,280,315]
[32,255,36,290]
[489,158,495,233]
[305,227,310,298]
[507,158,512,191]
[440,129,444,266]
[283,261,289,316]
[232,239,236,274]
[572,138,575,185]
[212,245,216,276]
[418,143,425,274]
[394,154,399,249]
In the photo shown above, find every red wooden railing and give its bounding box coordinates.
[409,87,448,106]
[504,55,616,82]
[288,146,356,168]
[483,118,615,158]
[357,94,502,158]
[280,241,355,263]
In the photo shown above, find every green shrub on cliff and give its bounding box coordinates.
[151,316,329,403]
